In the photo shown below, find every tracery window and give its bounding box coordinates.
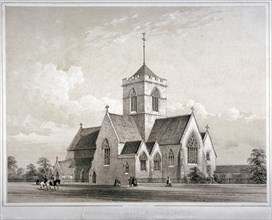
[103,139,110,165]
[139,152,147,171]
[130,88,137,112]
[153,153,161,171]
[152,88,160,112]
[168,149,174,166]
[187,133,198,164]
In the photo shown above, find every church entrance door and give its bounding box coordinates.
[92,172,96,183]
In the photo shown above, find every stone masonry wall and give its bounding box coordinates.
[90,113,120,185]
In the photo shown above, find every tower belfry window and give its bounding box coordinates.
[130,88,137,112]
[152,88,159,112]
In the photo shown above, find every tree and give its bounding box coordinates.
[16,167,25,179]
[26,163,38,180]
[8,156,18,179]
[247,148,266,184]
[187,167,207,184]
[37,157,52,178]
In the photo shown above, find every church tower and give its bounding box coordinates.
[122,33,167,140]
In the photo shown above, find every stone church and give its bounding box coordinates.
[53,35,217,184]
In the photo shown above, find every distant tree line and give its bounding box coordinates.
[8,156,53,182]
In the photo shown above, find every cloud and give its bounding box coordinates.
[219,107,242,121]
[109,14,138,26]
[169,99,211,119]
[84,8,224,50]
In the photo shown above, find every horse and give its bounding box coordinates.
[39,181,51,190]
[49,179,61,190]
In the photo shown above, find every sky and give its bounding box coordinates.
[5,6,267,169]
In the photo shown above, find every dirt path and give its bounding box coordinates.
[7,182,267,203]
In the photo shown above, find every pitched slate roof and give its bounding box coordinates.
[121,141,142,155]
[109,113,142,143]
[200,132,206,139]
[147,115,191,145]
[58,159,75,175]
[214,165,250,174]
[133,64,159,78]
[146,142,155,154]
[75,158,94,167]
[68,126,100,151]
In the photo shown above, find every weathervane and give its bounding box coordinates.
[142,33,146,65]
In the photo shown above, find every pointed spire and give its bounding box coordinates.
[105,105,109,113]
[142,32,146,65]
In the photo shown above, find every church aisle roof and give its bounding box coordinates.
[133,64,159,78]
[215,165,250,174]
[109,113,142,143]
[121,141,142,155]
[147,115,191,145]
[68,126,100,151]
[200,132,206,139]
[145,142,155,154]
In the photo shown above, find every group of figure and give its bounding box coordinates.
[37,176,61,191]
[129,176,137,187]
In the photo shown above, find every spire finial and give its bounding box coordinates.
[191,106,194,113]
[205,125,209,130]
[142,32,146,65]
[79,123,83,128]
[105,105,109,112]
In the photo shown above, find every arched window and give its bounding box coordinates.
[168,149,174,166]
[103,139,110,165]
[130,88,137,112]
[206,151,210,161]
[125,161,129,174]
[139,152,147,171]
[153,153,161,171]
[152,88,160,112]
[187,132,198,164]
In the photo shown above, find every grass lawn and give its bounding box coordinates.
[6,182,267,203]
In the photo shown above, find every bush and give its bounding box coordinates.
[187,167,207,184]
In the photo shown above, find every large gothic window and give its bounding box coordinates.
[152,88,160,112]
[130,88,137,112]
[187,133,198,164]
[139,152,147,171]
[168,149,174,166]
[103,139,110,165]
[153,153,161,171]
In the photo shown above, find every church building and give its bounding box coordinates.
[53,34,217,184]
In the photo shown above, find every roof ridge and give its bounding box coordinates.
[155,114,191,121]
[82,126,101,130]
